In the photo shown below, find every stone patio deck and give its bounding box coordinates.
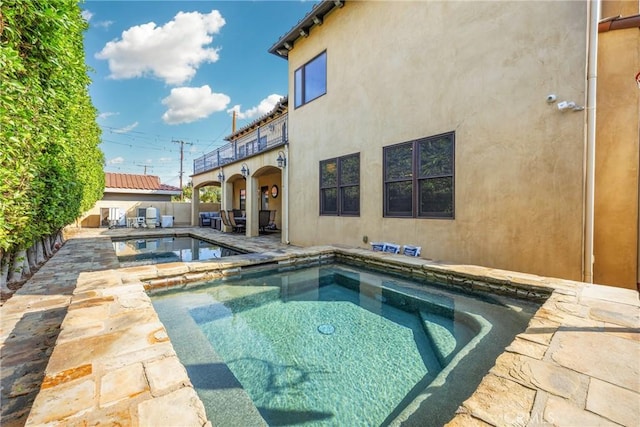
[1,227,638,426]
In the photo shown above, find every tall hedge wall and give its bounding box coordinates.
[0,0,104,287]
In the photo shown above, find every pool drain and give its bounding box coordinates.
[317,324,335,335]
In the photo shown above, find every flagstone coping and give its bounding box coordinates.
[3,228,637,426]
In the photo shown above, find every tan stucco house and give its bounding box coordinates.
[263,0,639,289]
[191,98,288,236]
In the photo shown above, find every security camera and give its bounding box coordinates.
[546,94,557,103]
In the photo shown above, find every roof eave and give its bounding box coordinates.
[104,188,182,196]
[225,97,288,141]
[598,14,640,32]
[268,0,344,59]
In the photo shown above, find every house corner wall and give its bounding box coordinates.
[593,1,640,289]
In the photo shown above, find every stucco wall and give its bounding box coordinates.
[78,201,192,227]
[286,1,589,280]
[192,151,285,231]
[593,1,640,289]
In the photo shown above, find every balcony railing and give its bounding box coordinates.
[193,114,288,175]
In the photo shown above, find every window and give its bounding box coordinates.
[384,132,454,218]
[320,153,360,216]
[239,189,246,211]
[295,51,327,108]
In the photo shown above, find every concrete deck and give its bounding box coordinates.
[1,227,638,426]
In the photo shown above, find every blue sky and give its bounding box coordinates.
[82,1,316,187]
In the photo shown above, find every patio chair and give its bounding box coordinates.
[210,212,221,231]
[402,245,421,257]
[199,212,212,227]
[267,210,278,230]
[383,243,401,254]
[259,210,270,232]
[228,211,246,233]
[220,210,232,231]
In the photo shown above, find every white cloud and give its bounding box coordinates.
[98,111,119,120]
[95,10,225,85]
[162,85,230,125]
[95,20,114,29]
[107,156,124,165]
[113,122,139,134]
[81,10,93,22]
[227,94,284,120]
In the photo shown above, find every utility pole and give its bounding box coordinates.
[135,164,153,175]
[172,140,193,200]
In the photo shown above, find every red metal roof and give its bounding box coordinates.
[105,173,181,192]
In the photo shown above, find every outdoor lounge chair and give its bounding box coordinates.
[199,212,212,227]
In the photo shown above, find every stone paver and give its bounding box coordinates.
[0,230,118,427]
[1,227,638,426]
[457,374,536,426]
[137,387,209,427]
[586,378,639,427]
[99,362,148,407]
[543,395,620,426]
[144,355,190,396]
[551,331,639,393]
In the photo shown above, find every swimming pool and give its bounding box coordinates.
[151,262,540,426]
[112,236,244,267]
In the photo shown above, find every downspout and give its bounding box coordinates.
[284,144,290,244]
[583,0,600,283]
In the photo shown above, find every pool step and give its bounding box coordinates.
[419,311,469,367]
[331,266,479,368]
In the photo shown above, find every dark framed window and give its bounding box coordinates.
[320,153,360,216]
[384,132,454,219]
[295,51,327,108]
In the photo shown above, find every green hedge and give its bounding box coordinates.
[0,0,104,253]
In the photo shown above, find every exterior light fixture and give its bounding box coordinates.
[312,16,323,25]
[217,170,225,182]
[240,163,249,178]
[276,151,287,168]
[283,42,293,51]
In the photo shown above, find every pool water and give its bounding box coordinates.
[112,236,243,267]
[151,263,540,426]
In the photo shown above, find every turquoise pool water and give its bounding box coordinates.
[112,236,243,267]
[151,263,539,426]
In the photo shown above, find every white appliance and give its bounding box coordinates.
[161,215,173,228]
[145,207,158,229]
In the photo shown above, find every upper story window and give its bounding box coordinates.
[295,51,326,108]
[383,132,455,219]
[320,153,360,216]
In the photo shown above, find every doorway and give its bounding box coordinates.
[261,186,269,210]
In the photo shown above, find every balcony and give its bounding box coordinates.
[193,114,287,175]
